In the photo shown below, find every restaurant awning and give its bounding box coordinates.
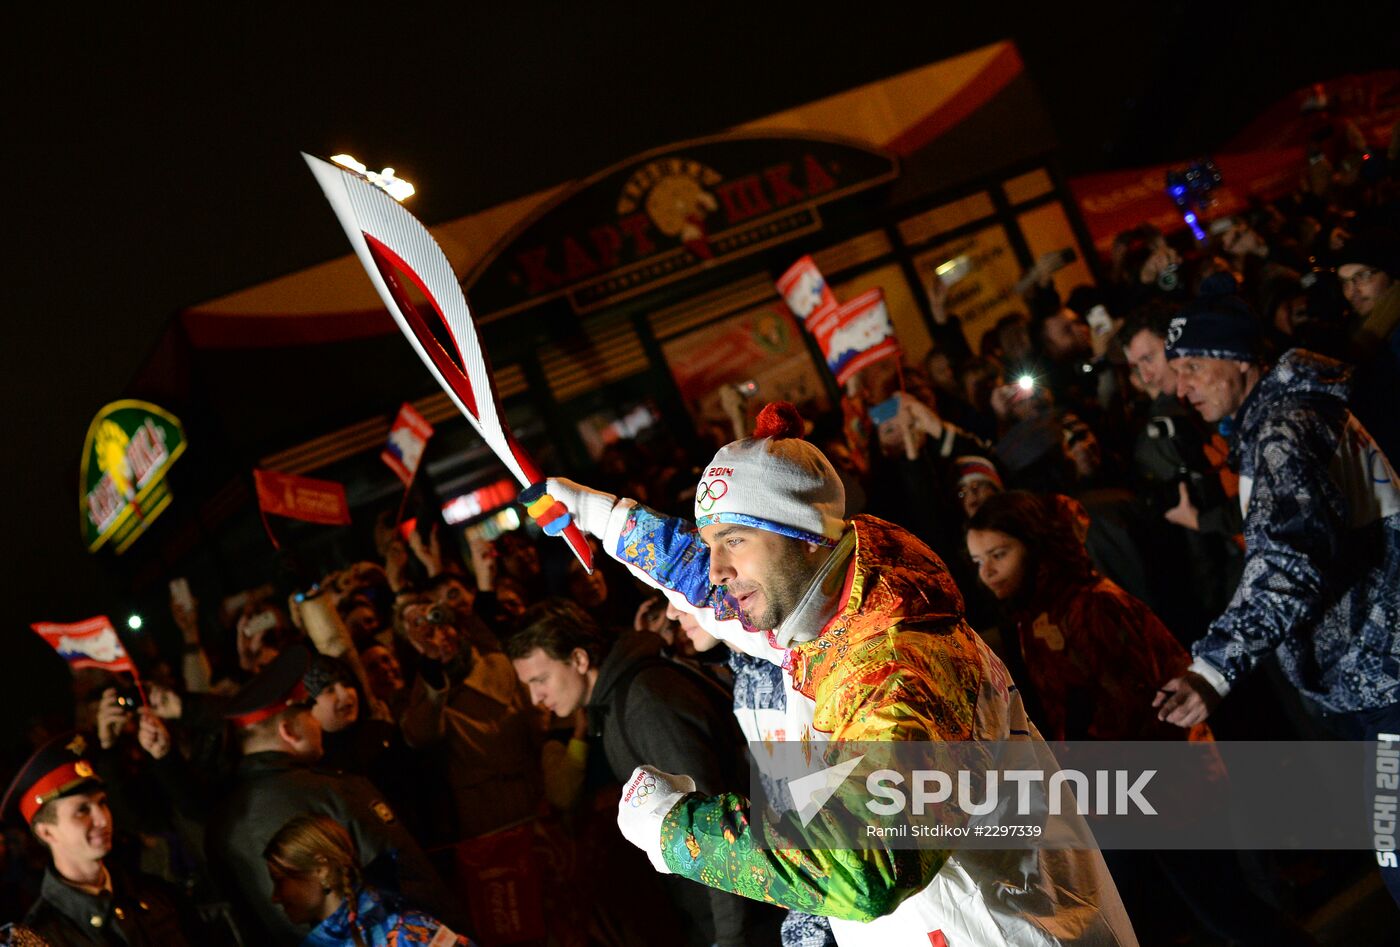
[180,41,1034,349]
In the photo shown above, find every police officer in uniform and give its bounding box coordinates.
[3,732,196,946]
[205,645,460,945]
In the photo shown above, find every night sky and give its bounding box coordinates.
[5,4,1396,728]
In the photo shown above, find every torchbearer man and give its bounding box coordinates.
[1154,295,1400,905]
[3,731,198,946]
[525,402,1138,946]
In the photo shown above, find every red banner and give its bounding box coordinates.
[1069,148,1306,254]
[253,468,352,526]
[454,824,546,944]
[808,288,901,386]
[31,616,136,674]
[380,402,435,485]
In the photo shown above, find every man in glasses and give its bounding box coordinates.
[1335,229,1397,321]
[1334,228,1400,461]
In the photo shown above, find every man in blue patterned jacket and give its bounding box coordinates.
[1153,294,1400,904]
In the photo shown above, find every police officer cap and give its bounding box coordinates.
[224,644,314,728]
[2,731,103,825]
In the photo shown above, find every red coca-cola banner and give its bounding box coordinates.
[253,468,352,526]
[30,616,137,674]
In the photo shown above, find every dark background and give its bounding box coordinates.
[5,4,1397,724]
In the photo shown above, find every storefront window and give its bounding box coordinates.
[912,225,1024,353]
[1002,167,1054,205]
[660,302,826,430]
[1016,202,1094,300]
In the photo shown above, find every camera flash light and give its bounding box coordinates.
[1017,375,1035,392]
[126,614,143,631]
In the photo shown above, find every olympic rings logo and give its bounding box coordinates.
[627,775,658,808]
[696,479,729,512]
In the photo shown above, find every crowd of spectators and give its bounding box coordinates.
[2,113,1397,946]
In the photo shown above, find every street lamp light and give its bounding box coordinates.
[330,154,416,202]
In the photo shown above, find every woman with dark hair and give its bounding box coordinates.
[966,492,1322,946]
[264,814,473,947]
[965,489,1204,742]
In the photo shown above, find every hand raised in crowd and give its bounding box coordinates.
[466,530,496,592]
[716,383,748,441]
[989,382,1019,421]
[898,391,945,440]
[1030,249,1068,288]
[407,523,445,577]
[926,274,950,324]
[1153,672,1222,727]
[96,688,133,750]
[1163,482,1202,532]
[384,536,412,592]
[236,609,275,673]
[136,708,172,760]
[170,594,200,643]
[319,569,349,608]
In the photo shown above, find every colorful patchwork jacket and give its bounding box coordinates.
[1189,349,1400,713]
[303,885,472,947]
[603,505,1136,943]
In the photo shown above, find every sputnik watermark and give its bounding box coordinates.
[751,740,1388,851]
[864,767,1156,816]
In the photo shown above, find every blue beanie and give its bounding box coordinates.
[1164,294,1263,362]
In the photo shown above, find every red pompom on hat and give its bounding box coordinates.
[752,401,806,440]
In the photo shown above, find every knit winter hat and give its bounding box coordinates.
[303,653,354,700]
[694,402,845,546]
[1332,228,1400,278]
[1164,294,1263,362]
[954,455,1003,491]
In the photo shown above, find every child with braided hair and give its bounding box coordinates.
[264,815,474,947]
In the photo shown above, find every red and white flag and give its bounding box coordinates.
[776,255,838,321]
[807,288,900,386]
[380,402,434,486]
[31,616,136,674]
[253,468,352,526]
